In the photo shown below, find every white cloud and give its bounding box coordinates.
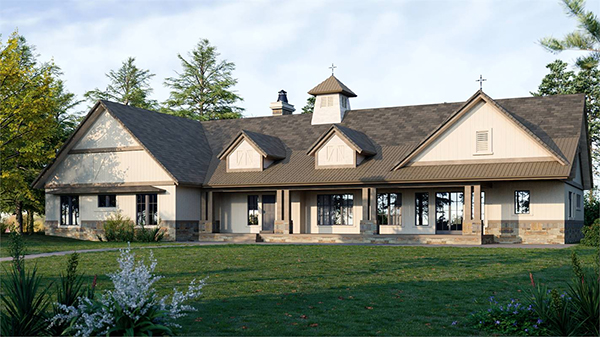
[0,0,582,116]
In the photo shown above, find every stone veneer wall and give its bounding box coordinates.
[485,221,581,244]
[45,220,179,242]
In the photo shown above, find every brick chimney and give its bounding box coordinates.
[270,90,295,115]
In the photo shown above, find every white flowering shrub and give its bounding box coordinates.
[49,245,206,337]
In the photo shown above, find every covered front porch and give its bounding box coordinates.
[196,183,492,245]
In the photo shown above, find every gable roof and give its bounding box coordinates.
[307,124,376,156]
[35,92,590,190]
[218,130,287,160]
[391,90,570,170]
[308,75,357,97]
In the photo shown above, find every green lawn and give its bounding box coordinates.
[0,233,186,257]
[1,241,596,336]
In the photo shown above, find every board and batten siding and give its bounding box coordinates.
[227,139,262,171]
[411,101,554,164]
[316,134,364,167]
[73,109,138,149]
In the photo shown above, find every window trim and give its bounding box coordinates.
[435,191,464,232]
[415,192,429,226]
[568,191,573,218]
[514,190,531,215]
[576,193,582,211]
[98,194,117,208]
[60,195,80,227]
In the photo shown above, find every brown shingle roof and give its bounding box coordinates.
[218,130,287,160]
[36,92,588,189]
[307,124,377,156]
[308,75,357,97]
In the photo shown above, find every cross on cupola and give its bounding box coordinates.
[329,63,337,75]
[476,74,487,90]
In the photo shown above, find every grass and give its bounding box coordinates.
[0,240,596,336]
[0,233,186,257]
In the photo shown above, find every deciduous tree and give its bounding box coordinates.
[163,39,243,120]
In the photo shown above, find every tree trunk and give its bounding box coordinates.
[16,201,23,234]
[27,210,34,234]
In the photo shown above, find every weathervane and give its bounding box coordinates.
[329,63,337,75]
[476,74,487,90]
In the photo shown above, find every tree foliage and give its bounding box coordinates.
[0,31,68,232]
[532,60,600,178]
[163,39,243,120]
[301,96,315,114]
[84,57,157,109]
[540,0,600,70]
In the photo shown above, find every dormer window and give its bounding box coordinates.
[475,129,492,155]
[307,125,376,169]
[218,130,286,172]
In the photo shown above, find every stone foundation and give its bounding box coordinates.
[199,233,258,242]
[45,220,103,241]
[274,220,290,234]
[485,221,578,244]
[360,220,378,235]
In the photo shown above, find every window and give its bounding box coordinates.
[98,194,116,208]
[136,194,158,225]
[576,194,582,210]
[415,192,429,226]
[317,194,353,225]
[470,191,486,220]
[377,193,402,225]
[475,130,490,153]
[320,96,333,108]
[436,192,463,231]
[514,190,530,214]
[568,192,573,218]
[248,195,259,225]
[60,195,79,226]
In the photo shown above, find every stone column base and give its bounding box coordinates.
[199,221,213,233]
[360,220,378,235]
[274,220,290,234]
[462,221,482,236]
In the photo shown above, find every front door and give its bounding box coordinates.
[262,195,275,232]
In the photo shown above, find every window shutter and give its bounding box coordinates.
[476,131,489,153]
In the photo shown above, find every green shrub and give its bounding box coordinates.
[581,218,599,247]
[104,212,135,242]
[0,232,52,336]
[135,222,165,242]
[50,252,97,336]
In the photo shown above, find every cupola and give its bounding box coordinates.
[308,75,357,125]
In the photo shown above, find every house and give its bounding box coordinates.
[33,75,592,244]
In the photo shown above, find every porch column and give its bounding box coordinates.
[199,191,213,234]
[462,185,482,236]
[360,187,378,235]
[283,189,292,234]
[274,189,289,234]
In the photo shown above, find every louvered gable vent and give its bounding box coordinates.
[476,130,490,153]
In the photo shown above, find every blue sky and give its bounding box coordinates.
[0,0,587,117]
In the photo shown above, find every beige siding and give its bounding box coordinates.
[291,191,304,233]
[215,193,261,234]
[412,102,554,164]
[304,190,363,234]
[316,134,355,167]
[47,151,172,185]
[572,153,583,186]
[564,183,584,222]
[378,189,438,235]
[484,181,565,222]
[175,187,201,221]
[45,193,60,221]
[73,109,138,149]
[228,139,262,170]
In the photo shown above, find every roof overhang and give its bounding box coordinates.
[307,125,376,156]
[46,185,166,195]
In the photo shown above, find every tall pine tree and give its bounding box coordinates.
[163,39,243,120]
